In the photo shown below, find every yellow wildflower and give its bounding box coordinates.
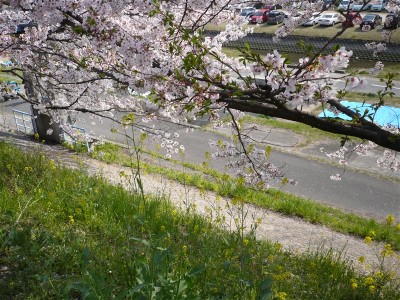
[364,236,373,244]
[274,243,282,251]
[351,282,358,289]
[358,256,365,263]
[68,215,75,224]
[386,214,395,225]
[369,285,376,293]
[243,239,249,247]
[365,277,374,286]
[276,291,287,300]
[381,244,394,257]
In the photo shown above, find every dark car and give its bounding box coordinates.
[251,2,264,9]
[15,21,38,34]
[360,14,382,30]
[384,13,400,29]
[323,0,336,10]
[263,4,283,10]
[342,12,362,27]
[267,10,285,24]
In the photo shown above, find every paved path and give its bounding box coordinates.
[0,129,399,276]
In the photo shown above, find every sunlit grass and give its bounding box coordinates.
[2,142,400,299]
[89,141,400,251]
[206,22,400,43]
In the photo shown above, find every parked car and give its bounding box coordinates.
[352,1,372,11]
[0,60,14,67]
[250,9,269,23]
[251,2,264,9]
[15,21,38,34]
[360,14,382,29]
[239,7,256,20]
[302,12,321,26]
[267,10,285,24]
[384,13,400,29]
[338,0,352,11]
[322,0,336,10]
[263,4,282,10]
[342,12,362,27]
[370,0,386,12]
[318,13,343,26]
[0,81,20,102]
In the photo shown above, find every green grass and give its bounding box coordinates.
[239,115,343,146]
[221,47,400,81]
[347,60,400,81]
[338,91,400,107]
[2,142,400,299]
[206,22,400,43]
[89,141,400,252]
[0,72,23,85]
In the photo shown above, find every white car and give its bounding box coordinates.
[318,13,343,26]
[370,0,385,11]
[239,7,256,20]
[338,0,352,11]
[352,2,372,11]
[302,12,321,26]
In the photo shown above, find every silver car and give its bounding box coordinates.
[370,0,385,11]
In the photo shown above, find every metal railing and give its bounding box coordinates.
[63,125,90,152]
[12,109,35,134]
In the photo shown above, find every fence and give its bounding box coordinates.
[204,30,400,62]
[63,125,90,152]
[12,108,89,151]
[13,109,35,134]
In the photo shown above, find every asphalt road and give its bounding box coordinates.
[1,90,400,220]
[78,117,400,220]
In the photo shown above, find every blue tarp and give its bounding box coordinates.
[318,101,400,127]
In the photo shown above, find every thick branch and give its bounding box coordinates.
[220,98,400,151]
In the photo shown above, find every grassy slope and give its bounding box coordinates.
[2,142,400,299]
[206,21,400,43]
[90,142,400,252]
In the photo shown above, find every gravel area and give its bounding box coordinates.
[1,130,399,277]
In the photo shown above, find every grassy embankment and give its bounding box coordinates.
[88,141,400,252]
[1,141,400,299]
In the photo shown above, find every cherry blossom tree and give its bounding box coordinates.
[0,0,399,185]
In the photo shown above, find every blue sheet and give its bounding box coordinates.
[318,101,400,127]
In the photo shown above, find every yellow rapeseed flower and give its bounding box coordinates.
[276,291,287,300]
[364,236,373,244]
[365,277,374,286]
[369,285,376,293]
[351,282,358,289]
[243,239,249,247]
[68,215,75,224]
[386,214,395,225]
[381,244,394,257]
[358,256,365,263]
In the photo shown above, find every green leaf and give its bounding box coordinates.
[256,278,273,300]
